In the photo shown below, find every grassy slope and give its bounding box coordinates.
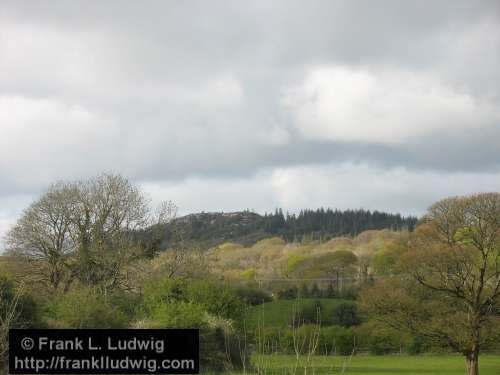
[245,298,351,329]
[247,354,500,375]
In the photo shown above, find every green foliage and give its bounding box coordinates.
[277,325,355,355]
[0,274,39,328]
[368,334,398,355]
[199,328,250,372]
[142,278,245,329]
[319,325,356,355]
[0,275,15,304]
[329,301,360,327]
[199,328,228,371]
[149,301,206,328]
[147,208,417,251]
[285,254,307,276]
[254,326,285,354]
[245,298,353,330]
[141,277,250,370]
[265,208,417,241]
[250,354,500,375]
[406,336,427,355]
[322,251,358,268]
[185,280,245,320]
[46,287,127,328]
[241,267,257,280]
[107,290,142,320]
[235,287,272,306]
[371,238,407,275]
[277,286,299,300]
[293,299,322,325]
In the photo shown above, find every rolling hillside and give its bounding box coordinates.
[136,209,417,251]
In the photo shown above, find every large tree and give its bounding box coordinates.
[361,193,500,375]
[68,174,149,287]
[6,174,156,292]
[5,183,74,290]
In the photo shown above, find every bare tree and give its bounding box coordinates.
[68,174,150,287]
[5,183,74,290]
[5,174,154,292]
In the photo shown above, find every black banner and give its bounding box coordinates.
[9,329,199,374]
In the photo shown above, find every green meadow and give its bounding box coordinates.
[233,354,500,375]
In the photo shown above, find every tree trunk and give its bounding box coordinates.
[465,349,479,375]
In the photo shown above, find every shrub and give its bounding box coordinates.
[46,287,126,328]
[320,326,356,355]
[290,300,322,326]
[143,278,245,322]
[107,291,142,320]
[241,268,256,280]
[149,301,206,328]
[280,324,356,355]
[0,274,39,372]
[336,287,359,300]
[368,334,398,355]
[406,336,427,355]
[235,287,272,306]
[185,280,245,320]
[0,275,39,328]
[200,328,228,371]
[323,283,337,298]
[276,286,298,300]
[253,326,285,354]
[282,324,320,354]
[329,301,360,327]
[199,328,250,372]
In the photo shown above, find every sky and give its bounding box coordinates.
[1,1,500,247]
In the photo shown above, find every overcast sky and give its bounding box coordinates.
[1,1,500,247]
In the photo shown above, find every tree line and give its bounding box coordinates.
[263,208,417,241]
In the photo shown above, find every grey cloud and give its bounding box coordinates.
[0,0,499,215]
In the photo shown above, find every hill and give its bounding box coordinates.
[137,208,418,251]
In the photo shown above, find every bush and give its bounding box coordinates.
[142,278,245,322]
[149,301,206,328]
[406,336,427,355]
[253,326,285,354]
[290,300,322,325]
[329,301,360,327]
[46,287,126,328]
[235,287,272,306]
[107,290,142,320]
[282,324,320,354]
[369,334,398,355]
[336,287,359,300]
[0,274,40,372]
[199,328,228,371]
[0,275,39,328]
[199,328,250,372]
[276,286,299,300]
[185,280,245,320]
[320,326,356,355]
[280,324,355,355]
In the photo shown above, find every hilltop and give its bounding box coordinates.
[137,208,418,251]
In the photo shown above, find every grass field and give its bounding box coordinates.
[245,298,351,329]
[235,354,500,375]
[241,300,500,374]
